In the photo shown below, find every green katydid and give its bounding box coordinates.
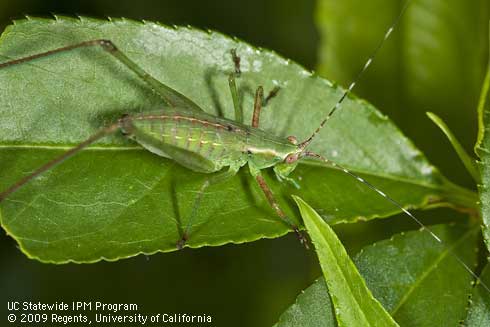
[0,1,488,293]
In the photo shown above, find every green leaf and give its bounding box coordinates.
[0,17,474,263]
[294,196,398,326]
[277,223,479,326]
[426,112,479,183]
[355,224,478,326]
[274,278,336,327]
[465,262,490,326]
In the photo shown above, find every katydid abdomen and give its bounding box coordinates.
[121,106,298,174]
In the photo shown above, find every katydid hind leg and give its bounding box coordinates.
[0,39,203,112]
[255,172,308,248]
[0,123,121,203]
[176,167,238,249]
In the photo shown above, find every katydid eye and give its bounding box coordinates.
[284,153,299,164]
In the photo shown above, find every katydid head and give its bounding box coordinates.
[273,135,302,173]
[247,132,302,170]
[273,158,299,190]
[270,137,303,188]
[272,135,331,188]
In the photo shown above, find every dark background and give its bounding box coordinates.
[0,1,488,326]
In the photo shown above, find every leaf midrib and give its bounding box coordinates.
[0,143,477,206]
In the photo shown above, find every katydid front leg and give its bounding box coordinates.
[241,60,307,247]
[228,49,307,246]
[255,172,308,248]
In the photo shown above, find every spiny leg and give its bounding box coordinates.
[255,172,308,248]
[177,168,238,249]
[0,39,200,110]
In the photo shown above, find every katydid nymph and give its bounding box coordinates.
[0,3,488,293]
[0,39,310,248]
